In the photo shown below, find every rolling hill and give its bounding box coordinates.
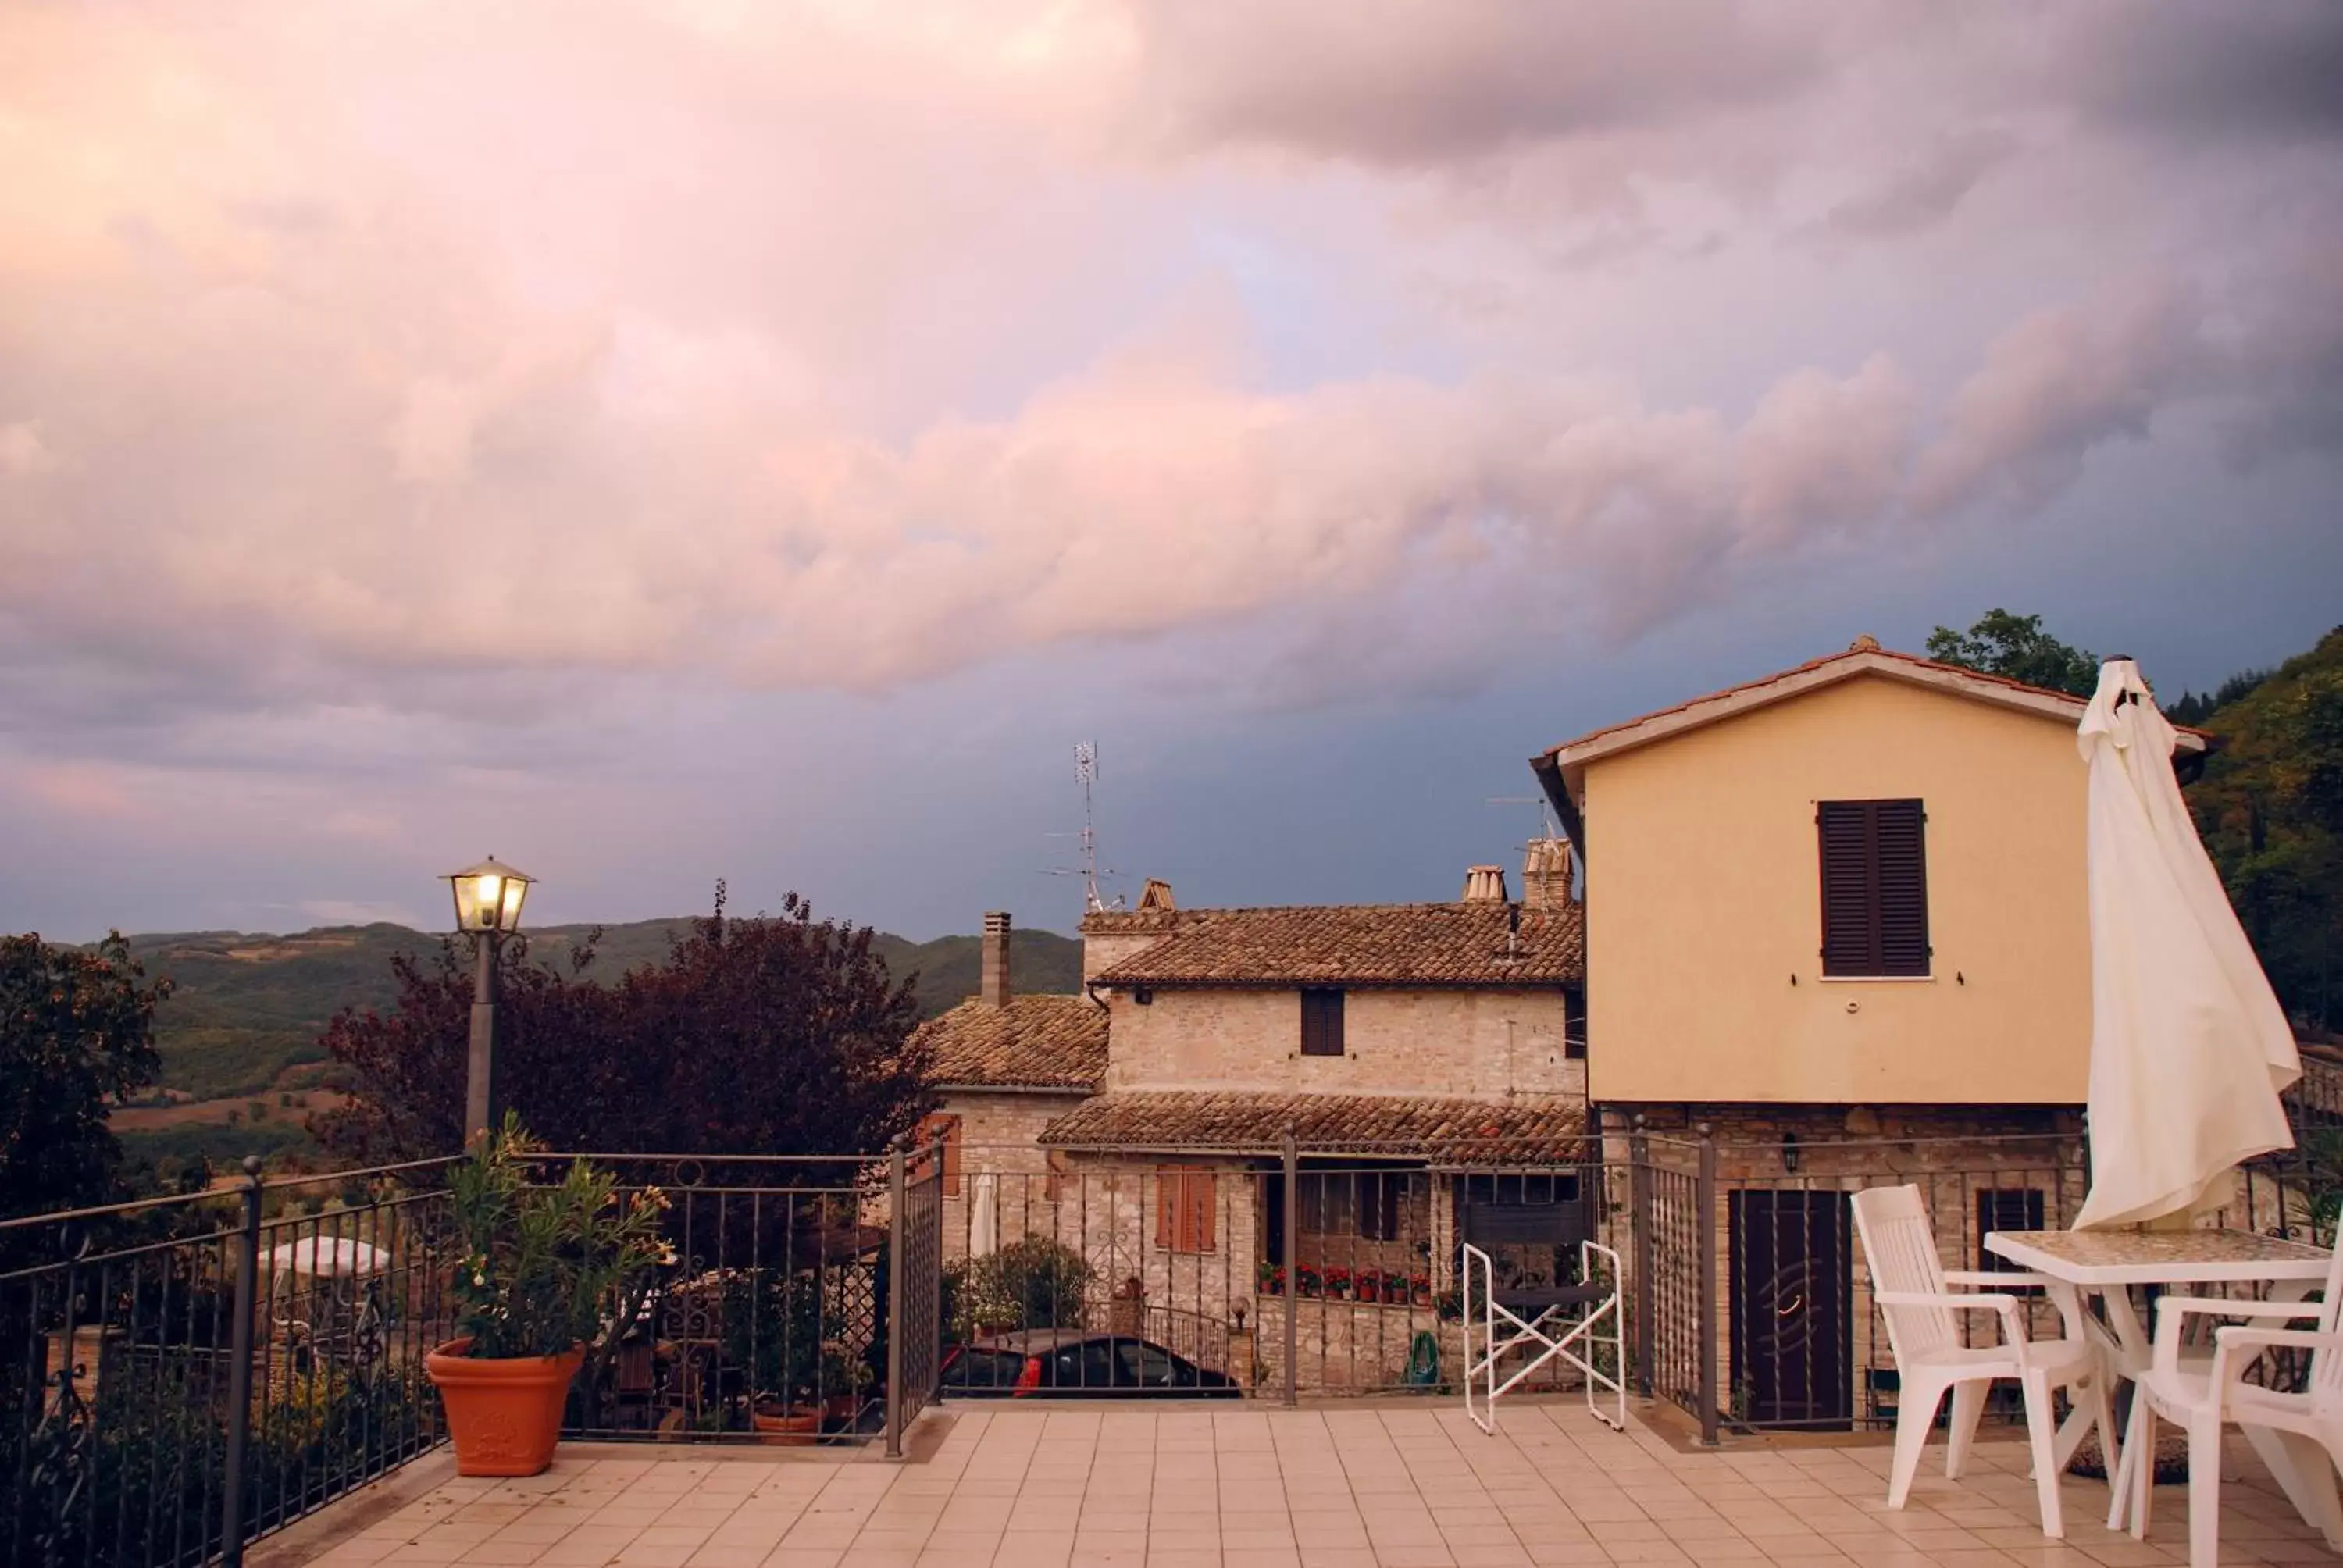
[116,918,1082,1103]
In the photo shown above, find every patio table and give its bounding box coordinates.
[1984,1228,2338,1537]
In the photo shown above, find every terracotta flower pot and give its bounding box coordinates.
[426,1337,584,1477]
[752,1403,822,1446]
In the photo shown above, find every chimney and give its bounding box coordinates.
[1461,865,1507,903]
[1521,837,1575,910]
[1138,878,1175,912]
[980,911,1011,1007]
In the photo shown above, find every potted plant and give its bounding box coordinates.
[1296,1264,1322,1299]
[822,1349,876,1424]
[1410,1274,1433,1308]
[1356,1270,1382,1304]
[1325,1266,1353,1301]
[427,1115,672,1476]
[1257,1261,1283,1295]
[726,1270,824,1445]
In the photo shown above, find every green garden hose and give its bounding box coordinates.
[1403,1329,1441,1389]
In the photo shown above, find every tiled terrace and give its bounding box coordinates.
[287,1404,2340,1568]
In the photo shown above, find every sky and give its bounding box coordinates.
[2,1,2340,943]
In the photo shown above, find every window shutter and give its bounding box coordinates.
[1300,989,1345,1056]
[917,1114,962,1196]
[1817,801,1878,976]
[1873,800,1930,975]
[1157,1169,1215,1252]
[1818,798,1929,978]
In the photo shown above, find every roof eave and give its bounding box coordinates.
[933,1081,1098,1096]
[1537,651,2210,779]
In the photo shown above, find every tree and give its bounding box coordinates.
[1926,609,2100,697]
[2166,668,2272,728]
[0,932,170,1221]
[2187,628,2343,1035]
[314,886,932,1163]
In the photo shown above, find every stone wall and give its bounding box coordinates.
[1248,1297,1467,1393]
[935,1090,1088,1262]
[1603,1103,2087,1427]
[1102,986,1582,1099]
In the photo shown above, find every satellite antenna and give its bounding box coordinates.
[1487,795,1571,913]
[1044,742,1123,913]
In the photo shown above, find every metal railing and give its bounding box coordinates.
[14,1114,2339,1565]
[0,1156,458,1568]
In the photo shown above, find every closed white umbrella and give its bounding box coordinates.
[266,1236,392,1278]
[969,1172,999,1259]
[2074,658,2299,1230]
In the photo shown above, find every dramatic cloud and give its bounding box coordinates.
[1,0,2340,937]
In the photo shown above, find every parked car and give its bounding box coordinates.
[941,1331,1241,1399]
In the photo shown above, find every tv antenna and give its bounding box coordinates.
[1044,742,1123,913]
[1488,795,1571,912]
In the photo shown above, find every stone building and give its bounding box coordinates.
[1530,636,2210,1426]
[907,911,1108,1263]
[913,869,1595,1391]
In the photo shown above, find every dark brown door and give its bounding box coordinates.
[1728,1191,1852,1427]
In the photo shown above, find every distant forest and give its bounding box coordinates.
[1931,610,2343,1038]
[117,918,1082,1104]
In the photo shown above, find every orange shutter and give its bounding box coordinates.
[1156,1169,1216,1253]
[1187,1172,1216,1253]
[918,1114,962,1196]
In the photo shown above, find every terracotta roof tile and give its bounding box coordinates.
[1086,902,1582,989]
[913,995,1107,1091]
[1038,1089,1589,1162]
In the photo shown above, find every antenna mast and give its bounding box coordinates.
[1045,743,1124,913]
[1075,742,1104,914]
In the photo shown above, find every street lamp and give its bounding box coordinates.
[444,857,533,1146]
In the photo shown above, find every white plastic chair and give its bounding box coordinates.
[2120,1232,2343,1566]
[1852,1185,2113,1538]
[1461,1239,1624,1435]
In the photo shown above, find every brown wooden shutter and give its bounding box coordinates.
[1156,1168,1214,1252]
[1155,1166,1178,1249]
[1817,799,1929,977]
[1817,801,1877,976]
[1187,1173,1216,1253]
[1873,800,1930,976]
[1300,989,1345,1056]
[918,1114,962,1196]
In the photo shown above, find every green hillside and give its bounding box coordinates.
[118,918,1082,1102]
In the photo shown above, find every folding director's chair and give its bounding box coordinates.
[1462,1239,1626,1434]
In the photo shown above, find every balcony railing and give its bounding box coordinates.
[5,1114,2335,1566]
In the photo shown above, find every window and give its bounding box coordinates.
[1300,988,1346,1056]
[1300,1171,1420,1240]
[1155,1167,1217,1253]
[1463,1171,1580,1206]
[915,1113,962,1196]
[1562,985,1587,1061]
[1975,1188,2046,1273]
[1817,798,1931,977]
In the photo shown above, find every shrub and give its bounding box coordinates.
[950,1238,1092,1337]
[447,1115,672,1358]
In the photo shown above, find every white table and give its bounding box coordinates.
[1985,1228,2338,1538]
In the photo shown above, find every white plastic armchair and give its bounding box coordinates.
[1852,1185,2113,1539]
[2121,1284,2343,1567]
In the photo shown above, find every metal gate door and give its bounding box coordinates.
[885,1137,945,1456]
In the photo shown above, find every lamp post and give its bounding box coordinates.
[444,857,533,1147]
